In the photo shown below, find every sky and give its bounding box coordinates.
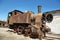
[0,0,60,21]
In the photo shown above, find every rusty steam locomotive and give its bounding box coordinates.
[7,6,53,40]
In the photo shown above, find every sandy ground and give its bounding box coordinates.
[0,28,60,40]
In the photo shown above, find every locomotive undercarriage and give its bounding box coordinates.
[9,23,39,38]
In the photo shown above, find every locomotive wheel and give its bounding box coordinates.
[13,28,17,33]
[13,29,17,33]
[17,32,22,35]
[17,28,23,35]
[24,29,29,37]
[30,32,38,38]
[29,27,39,38]
[38,35,42,40]
[24,31,28,37]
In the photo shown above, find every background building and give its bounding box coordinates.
[44,10,60,34]
[0,20,6,27]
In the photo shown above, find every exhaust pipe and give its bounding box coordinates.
[38,5,42,13]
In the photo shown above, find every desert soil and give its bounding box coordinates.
[0,27,60,40]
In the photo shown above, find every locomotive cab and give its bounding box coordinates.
[7,10,32,36]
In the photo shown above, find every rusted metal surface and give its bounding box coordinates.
[8,10,31,24]
[7,9,52,40]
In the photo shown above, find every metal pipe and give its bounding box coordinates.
[38,5,42,13]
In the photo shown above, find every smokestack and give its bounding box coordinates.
[38,5,42,13]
